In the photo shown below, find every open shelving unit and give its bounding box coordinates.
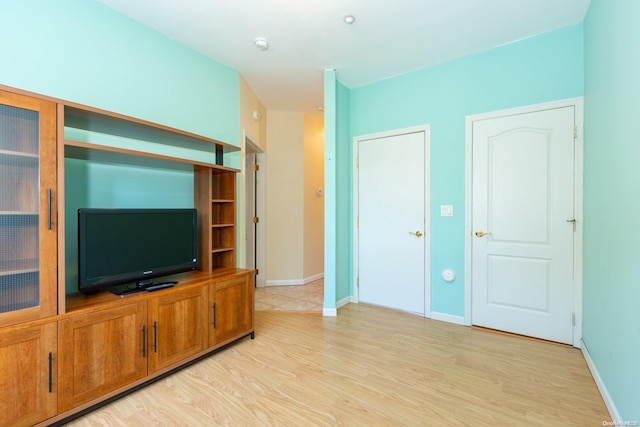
[59,102,241,295]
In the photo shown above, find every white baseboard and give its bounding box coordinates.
[581,340,619,422]
[336,296,352,309]
[323,308,337,317]
[321,297,352,317]
[430,311,465,325]
[265,273,324,287]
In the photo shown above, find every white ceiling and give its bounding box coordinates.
[97,0,590,114]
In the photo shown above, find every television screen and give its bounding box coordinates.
[78,208,198,294]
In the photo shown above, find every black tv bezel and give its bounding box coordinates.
[77,208,198,294]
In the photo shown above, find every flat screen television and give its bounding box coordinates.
[78,208,198,294]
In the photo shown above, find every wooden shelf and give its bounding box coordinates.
[64,140,240,172]
[0,211,38,215]
[0,148,39,159]
[212,248,234,254]
[64,105,238,157]
[0,259,39,276]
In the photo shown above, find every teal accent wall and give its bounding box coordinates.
[583,0,640,420]
[323,70,337,310]
[324,73,353,309]
[0,0,239,147]
[0,1,241,291]
[336,81,352,303]
[346,24,584,316]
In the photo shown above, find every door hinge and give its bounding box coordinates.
[356,157,359,167]
[572,313,576,326]
[253,164,259,171]
[573,126,577,139]
[357,277,359,288]
[357,217,359,227]
[253,217,259,224]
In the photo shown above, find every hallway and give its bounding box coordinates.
[255,279,323,311]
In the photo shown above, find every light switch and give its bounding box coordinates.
[440,205,453,217]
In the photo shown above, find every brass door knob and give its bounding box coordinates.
[475,231,492,238]
[409,231,423,237]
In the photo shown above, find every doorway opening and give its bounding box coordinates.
[242,131,266,287]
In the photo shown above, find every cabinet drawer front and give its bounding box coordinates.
[58,302,147,412]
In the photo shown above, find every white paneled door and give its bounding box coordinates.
[471,106,576,344]
[357,129,429,315]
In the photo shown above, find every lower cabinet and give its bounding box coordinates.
[147,285,208,373]
[58,301,148,412]
[210,274,254,345]
[0,321,57,427]
[54,270,254,420]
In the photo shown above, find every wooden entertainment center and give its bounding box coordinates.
[0,85,255,426]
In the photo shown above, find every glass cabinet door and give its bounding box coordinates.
[0,91,56,326]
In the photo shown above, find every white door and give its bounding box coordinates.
[357,130,429,315]
[471,106,575,344]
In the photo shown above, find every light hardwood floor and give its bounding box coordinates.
[63,304,610,426]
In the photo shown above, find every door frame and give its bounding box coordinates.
[464,97,584,347]
[353,125,431,316]
[240,130,266,287]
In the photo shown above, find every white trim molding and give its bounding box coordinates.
[337,296,353,309]
[265,272,324,287]
[323,308,337,317]
[581,340,619,422]
[430,311,465,326]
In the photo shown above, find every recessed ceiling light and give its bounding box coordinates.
[344,15,355,25]
[254,37,269,51]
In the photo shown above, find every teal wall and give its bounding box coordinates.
[324,72,353,310]
[344,24,584,316]
[0,1,241,292]
[583,0,640,420]
[0,0,239,146]
[323,70,337,310]
[335,81,352,303]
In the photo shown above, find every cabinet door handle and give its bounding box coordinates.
[153,321,158,353]
[141,325,147,357]
[47,189,52,230]
[48,352,53,393]
[212,303,217,329]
